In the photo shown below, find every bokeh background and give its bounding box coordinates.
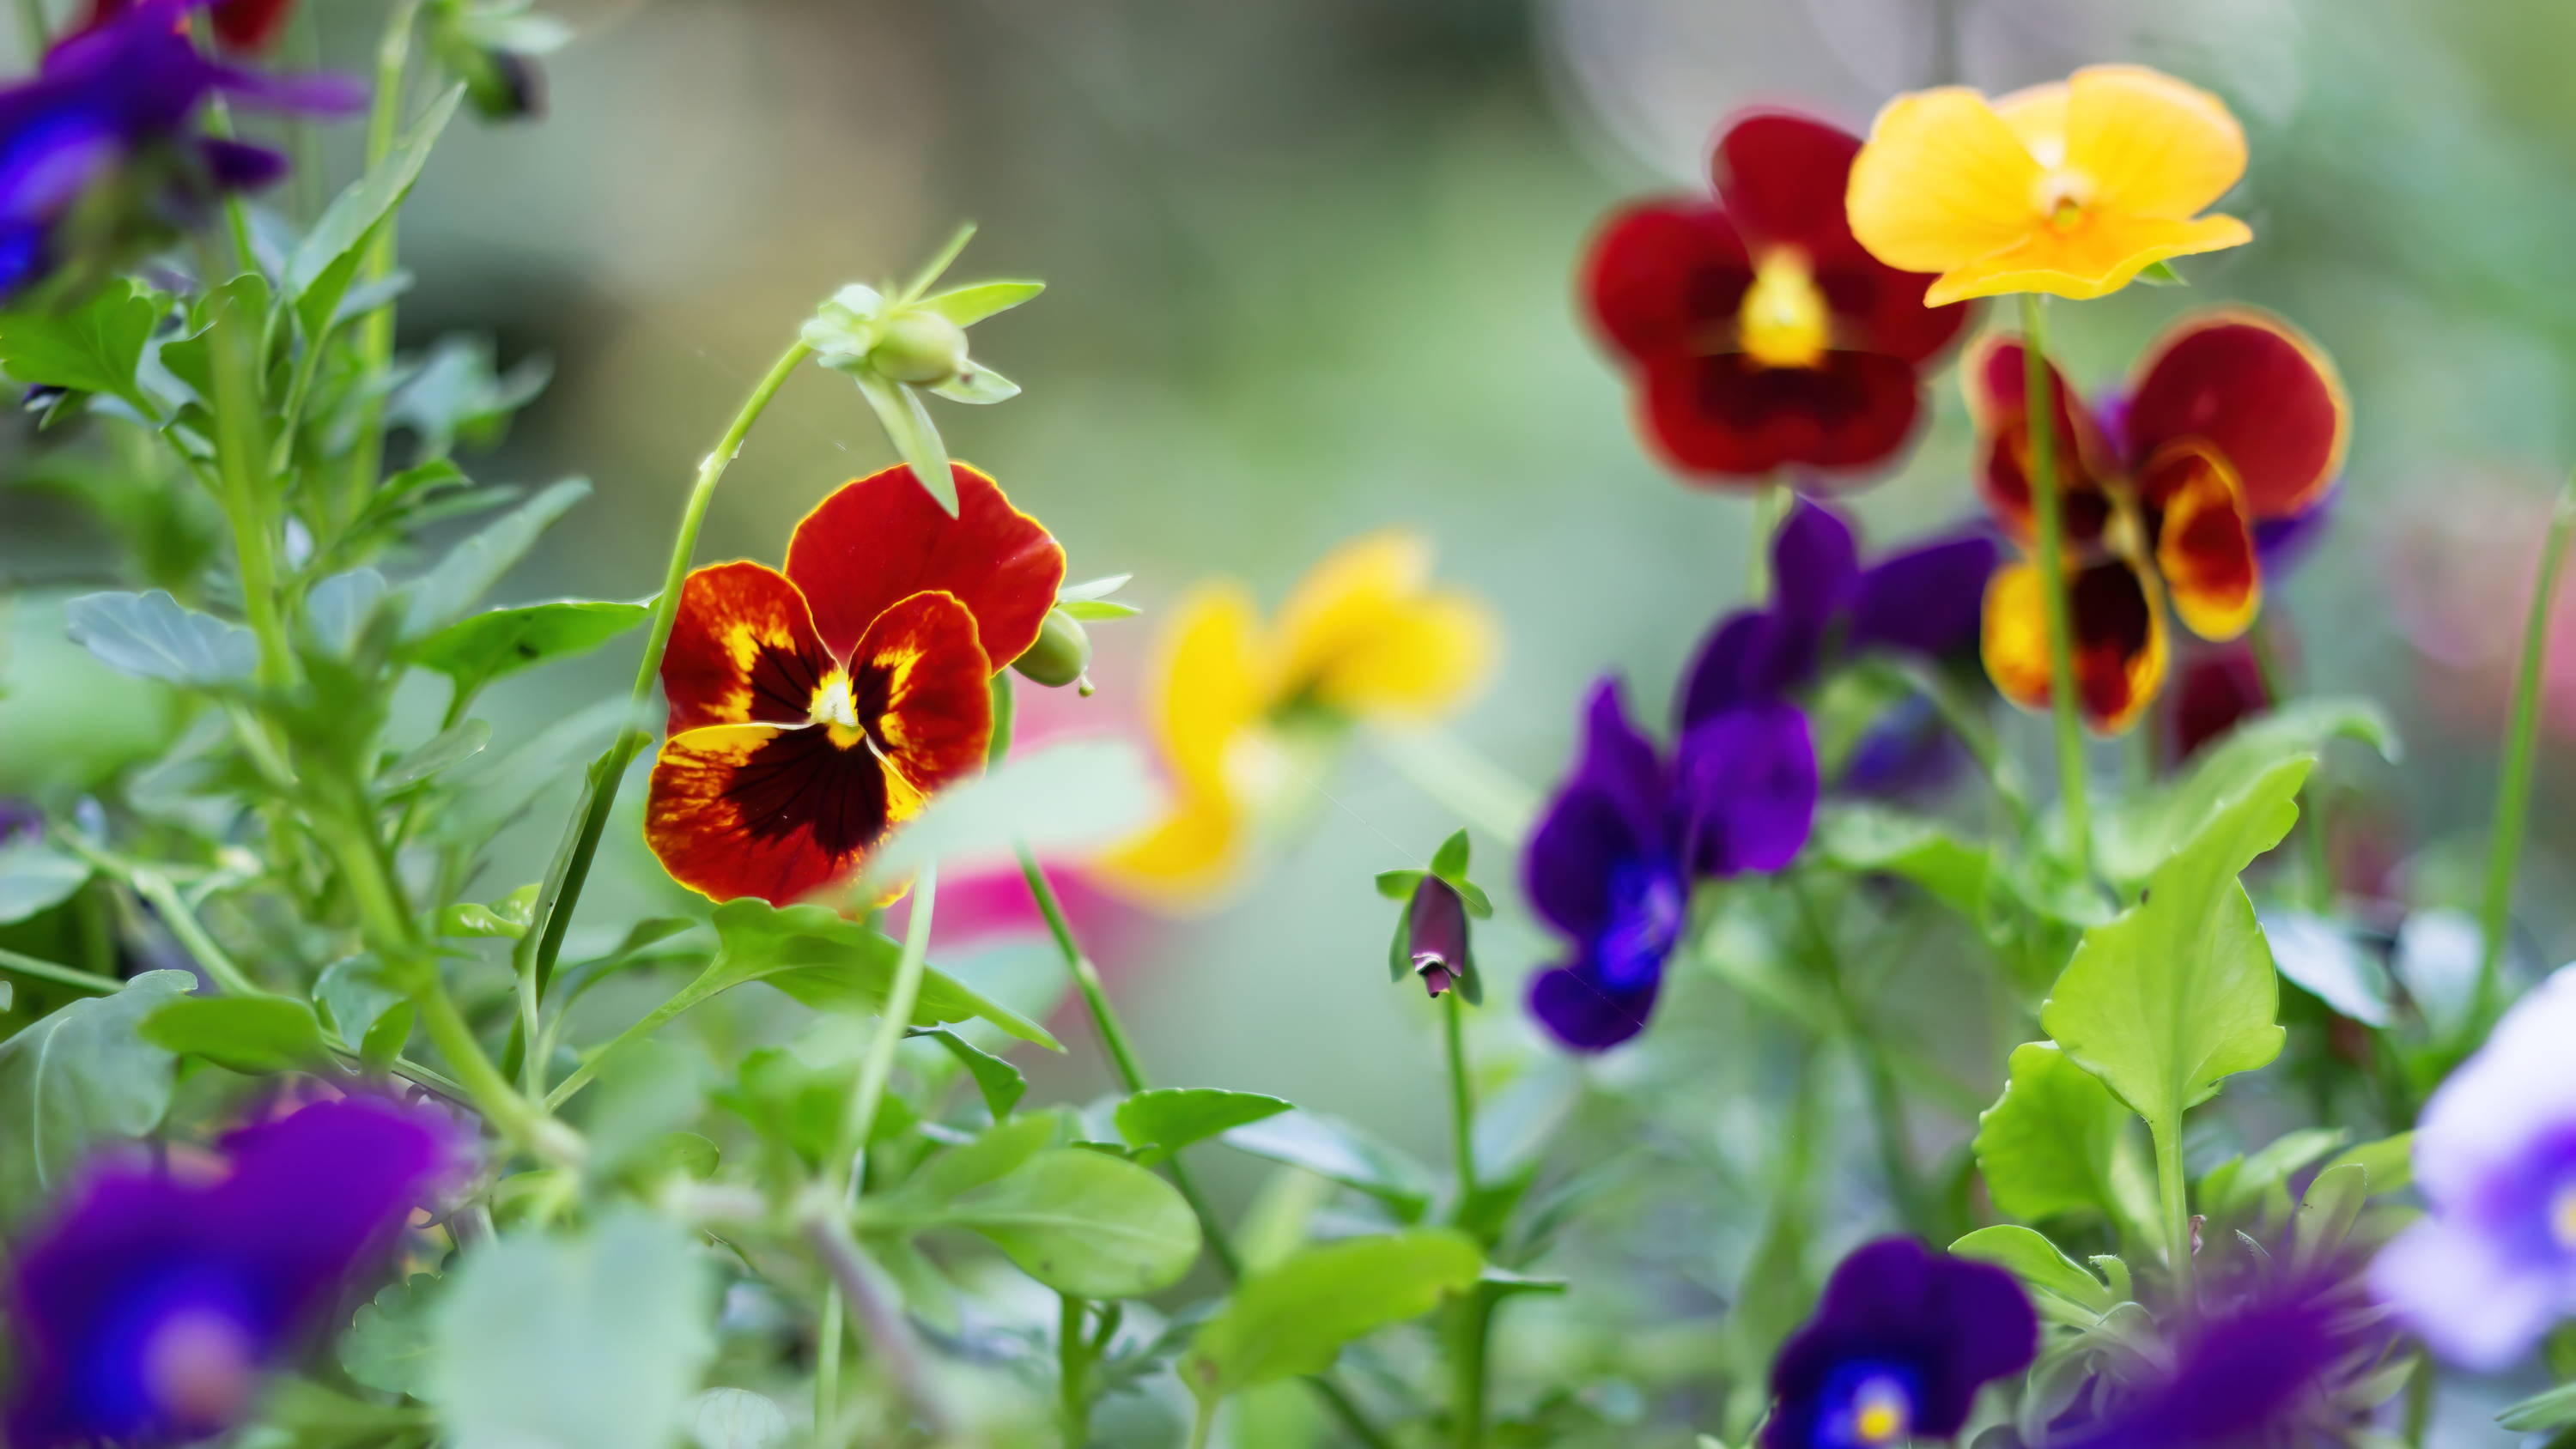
[7,0,2576,1438]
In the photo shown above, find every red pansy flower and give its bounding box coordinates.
[645,463,1065,906]
[80,0,296,51]
[1580,110,1973,484]
[1970,308,2348,733]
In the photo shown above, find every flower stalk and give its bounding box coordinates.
[2020,293,2091,877]
[2471,472,2576,1035]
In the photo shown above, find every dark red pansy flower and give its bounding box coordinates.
[645,463,1064,906]
[79,0,297,52]
[1580,110,1973,486]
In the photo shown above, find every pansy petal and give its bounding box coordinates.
[1527,961,1660,1052]
[1677,610,1767,729]
[1715,110,1862,254]
[2124,310,2349,518]
[1094,787,1245,910]
[1921,213,2251,307]
[1982,555,2168,734]
[1640,350,1921,479]
[1846,87,2045,276]
[2142,441,2260,640]
[2062,64,2246,221]
[1582,200,1752,361]
[851,590,993,802]
[1677,703,1817,876]
[1522,787,1637,941]
[645,724,896,906]
[783,462,1065,670]
[2371,1217,2560,1374]
[1849,533,2001,659]
[659,561,836,734]
[1270,530,1497,720]
[1771,497,1860,625]
[1813,251,1971,366]
[1962,332,2114,543]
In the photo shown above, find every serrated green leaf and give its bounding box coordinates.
[1115,1087,1292,1166]
[0,972,190,1223]
[1183,1230,1481,1404]
[64,589,257,686]
[140,995,331,1075]
[2095,698,2391,883]
[0,281,161,410]
[2042,756,2306,1156]
[1947,1224,2115,1319]
[343,1273,441,1399]
[1975,1041,2128,1223]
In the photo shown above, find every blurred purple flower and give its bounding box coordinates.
[4,1094,463,1446]
[2372,966,2576,1370]
[2057,1276,2366,1449]
[1405,873,1469,998]
[1524,677,1813,1050]
[0,798,41,846]
[0,0,361,302]
[1759,1238,2035,1449]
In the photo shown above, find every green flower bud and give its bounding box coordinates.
[866,309,970,385]
[1011,607,1093,689]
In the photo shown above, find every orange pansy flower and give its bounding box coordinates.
[645,464,1065,905]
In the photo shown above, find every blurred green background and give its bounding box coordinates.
[6,0,2576,1434]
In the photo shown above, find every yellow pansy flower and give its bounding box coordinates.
[1845,64,2251,307]
[1097,530,1498,908]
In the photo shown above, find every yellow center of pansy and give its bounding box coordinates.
[1737,249,1829,370]
[1850,1376,1912,1446]
[809,670,867,749]
[2552,1183,2576,1250]
[2036,169,2095,233]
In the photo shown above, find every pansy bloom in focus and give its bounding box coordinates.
[1847,65,2251,306]
[647,463,1064,906]
[4,1095,459,1448]
[0,0,361,303]
[1969,308,2347,733]
[2372,966,2576,1369]
[1583,111,1972,482]
[1760,1237,2035,1449]
[1523,678,1812,1051]
[1098,530,1494,906]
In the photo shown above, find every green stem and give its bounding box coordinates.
[2154,1122,2192,1303]
[1186,1394,1218,1449]
[2402,1354,2434,1449]
[515,340,813,999]
[343,0,424,512]
[1442,991,1477,1210]
[201,246,290,690]
[1058,1294,1091,1448]
[803,1210,958,1440]
[1748,476,1787,604]
[13,0,45,59]
[0,946,118,995]
[2019,293,2089,878]
[833,863,938,1197]
[1440,989,1487,1449]
[2473,476,2576,1034]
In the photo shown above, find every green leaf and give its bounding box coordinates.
[361,1003,414,1073]
[380,718,491,791]
[438,884,539,940]
[1057,573,1132,603]
[860,737,1157,892]
[1430,828,1470,881]
[1058,598,1139,621]
[2094,698,2391,883]
[2292,1161,2367,1269]
[2207,1125,2348,1222]
[848,370,957,515]
[315,955,405,1041]
[289,87,465,340]
[2324,1132,2414,1197]
[307,568,392,659]
[1374,869,1425,901]
[400,478,592,640]
[428,1211,716,1449]
[878,1112,1060,1212]
[0,281,161,410]
[343,1273,441,1399]
[2260,909,2394,1026]
[685,1388,791,1449]
[2040,755,2306,1153]
[1974,1042,2129,1223]
[1182,1230,1482,1404]
[905,1028,1026,1118]
[916,281,1043,325]
[1221,1109,1435,1221]
[0,971,189,1223]
[1947,1225,2116,1319]
[2134,259,2190,286]
[409,599,648,702]
[64,589,258,686]
[139,995,331,1076]
[0,840,90,924]
[702,899,1058,1048]
[1813,804,1995,920]
[923,1147,1200,1298]
[1115,1087,1292,1166]
[927,362,1018,405]
[2499,1381,2576,1433]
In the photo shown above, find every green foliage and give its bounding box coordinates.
[0,972,189,1224]
[919,1148,1200,1297]
[1182,1229,1483,1405]
[0,840,92,924]
[1947,1225,2117,1321]
[399,478,593,639]
[2094,699,2392,885]
[410,599,647,706]
[1222,1108,1437,1221]
[343,1274,441,1399]
[700,899,1056,1046]
[64,589,258,685]
[0,281,161,412]
[1973,1041,2142,1226]
[1116,1087,1293,1165]
[289,88,465,340]
[140,995,331,1076]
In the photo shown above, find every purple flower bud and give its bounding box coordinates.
[1406,873,1468,997]
[4,1095,465,1447]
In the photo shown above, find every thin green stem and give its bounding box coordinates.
[1747,476,1787,604]
[13,0,46,60]
[0,946,118,995]
[343,0,424,511]
[2154,1122,2191,1303]
[2402,1355,2434,1449]
[1442,991,1477,1209]
[1058,1294,1091,1448]
[2473,476,2576,1034]
[1441,988,1487,1449]
[201,245,290,690]
[834,863,938,1197]
[802,1211,958,1440]
[2019,293,2089,878]
[516,340,812,998]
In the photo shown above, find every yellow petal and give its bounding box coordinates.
[1923,214,2251,306]
[2062,64,2245,220]
[1273,530,1498,722]
[1980,561,2055,713]
[1847,86,2044,276]
[1093,785,1245,909]
[1991,81,2070,167]
[1146,581,1266,794]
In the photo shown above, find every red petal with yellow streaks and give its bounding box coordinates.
[784,464,1065,671]
[659,561,836,735]
[2124,308,2349,519]
[2142,440,2261,641]
[1982,555,2168,735]
[848,590,993,813]
[1964,332,2116,545]
[645,723,896,906]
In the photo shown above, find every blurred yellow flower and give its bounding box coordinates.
[1097,530,1498,908]
[1845,65,2251,307]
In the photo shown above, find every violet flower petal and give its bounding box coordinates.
[1527,960,1660,1052]
[1846,533,1998,660]
[1677,703,1816,876]
[1770,497,1860,626]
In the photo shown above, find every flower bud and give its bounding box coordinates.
[1010,607,1092,690]
[866,309,970,385]
[1405,875,1468,997]
[458,48,544,122]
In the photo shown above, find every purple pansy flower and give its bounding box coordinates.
[1760,1238,2035,1449]
[0,0,360,302]
[4,1095,462,1447]
[2371,965,2576,1370]
[1523,677,1814,1051]
[2056,1274,2369,1449]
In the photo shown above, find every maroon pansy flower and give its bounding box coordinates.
[1581,111,1973,485]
